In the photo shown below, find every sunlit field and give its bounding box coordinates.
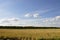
[0,28,60,40]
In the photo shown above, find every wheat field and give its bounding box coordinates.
[0,29,60,40]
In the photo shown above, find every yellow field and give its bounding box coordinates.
[0,29,60,39]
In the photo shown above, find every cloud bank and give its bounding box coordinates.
[0,16,60,27]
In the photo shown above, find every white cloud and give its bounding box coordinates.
[55,16,60,20]
[0,16,60,27]
[33,13,39,18]
[24,13,32,18]
[42,16,60,27]
[24,13,40,18]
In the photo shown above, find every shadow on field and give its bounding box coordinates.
[0,36,37,40]
[38,38,60,40]
[0,36,60,40]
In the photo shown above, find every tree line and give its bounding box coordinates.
[0,26,60,29]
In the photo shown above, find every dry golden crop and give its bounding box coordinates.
[0,29,60,40]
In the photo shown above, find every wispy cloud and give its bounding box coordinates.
[24,9,52,18]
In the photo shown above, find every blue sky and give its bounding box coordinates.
[0,0,60,27]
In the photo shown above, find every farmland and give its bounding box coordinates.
[0,28,60,40]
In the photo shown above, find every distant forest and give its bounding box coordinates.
[0,26,60,29]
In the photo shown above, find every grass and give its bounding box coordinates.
[0,29,60,40]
